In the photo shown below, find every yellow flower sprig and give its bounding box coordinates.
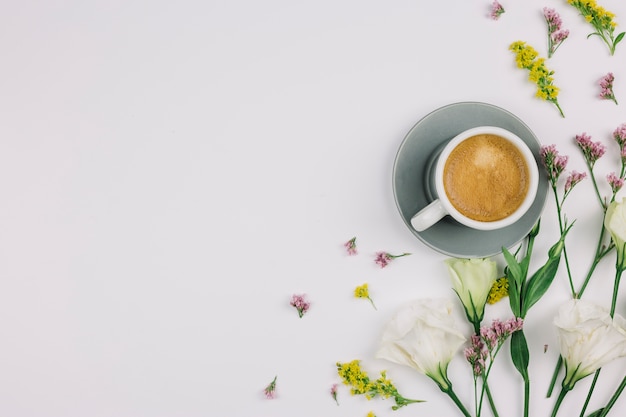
[509,41,565,118]
[354,283,377,310]
[487,277,510,304]
[336,360,425,410]
[567,0,625,55]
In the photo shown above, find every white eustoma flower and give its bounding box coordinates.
[554,299,626,390]
[445,258,497,325]
[376,298,466,390]
[605,197,626,270]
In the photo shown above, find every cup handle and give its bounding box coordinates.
[410,199,447,231]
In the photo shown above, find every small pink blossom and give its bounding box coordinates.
[607,172,624,194]
[330,383,339,405]
[541,145,569,186]
[600,73,618,105]
[344,236,358,255]
[544,7,569,57]
[614,123,626,149]
[264,376,277,399]
[290,294,311,318]
[575,133,606,167]
[466,318,523,376]
[490,1,505,20]
[374,251,411,268]
[564,171,587,194]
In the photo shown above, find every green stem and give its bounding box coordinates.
[577,225,612,298]
[523,375,530,417]
[443,386,472,417]
[598,375,626,417]
[484,381,500,417]
[547,355,563,398]
[551,386,570,417]
[552,186,576,296]
[580,369,601,417]
[553,100,565,118]
[610,268,624,317]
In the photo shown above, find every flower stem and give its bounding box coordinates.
[610,268,624,317]
[550,386,570,417]
[577,223,612,298]
[443,386,472,417]
[484,381,500,417]
[554,101,565,118]
[547,355,563,398]
[598,375,626,417]
[523,375,530,417]
[579,369,601,417]
[551,185,576,296]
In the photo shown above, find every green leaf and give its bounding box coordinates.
[503,247,523,317]
[521,226,570,316]
[510,330,530,380]
[521,255,561,315]
[614,32,625,47]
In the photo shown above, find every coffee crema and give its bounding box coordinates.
[443,134,530,222]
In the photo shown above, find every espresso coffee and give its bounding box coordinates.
[443,134,530,222]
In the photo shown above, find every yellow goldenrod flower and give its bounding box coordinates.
[487,277,510,304]
[354,283,377,310]
[509,41,564,117]
[567,0,624,55]
[336,360,424,410]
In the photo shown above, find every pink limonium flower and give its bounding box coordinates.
[344,236,358,255]
[564,171,587,195]
[575,133,606,168]
[489,1,505,20]
[541,144,569,187]
[614,123,626,150]
[330,383,339,405]
[465,334,488,376]
[290,294,310,318]
[543,7,569,57]
[264,376,277,399]
[607,172,624,194]
[374,251,411,268]
[466,318,523,377]
[600,72,618,105]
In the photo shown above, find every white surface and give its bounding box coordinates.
[1,1,625,416]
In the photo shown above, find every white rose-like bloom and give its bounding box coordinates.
[445,258,497,325]
[554,299,626,390]
[376,298,466,390]
[605,197,626,270]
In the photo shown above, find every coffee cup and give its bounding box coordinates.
[410,126,539,232]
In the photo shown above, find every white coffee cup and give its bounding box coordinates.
[411,126,539,232]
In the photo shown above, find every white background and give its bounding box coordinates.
[1,1,625,416]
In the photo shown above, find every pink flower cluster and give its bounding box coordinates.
[465,318,524,376]
[607,172,624,194]
[565,171,587,194]
[600,72,618,105]
[344,237,358,255]
[490,1,505,20]
[543,7,569,57]
[290,294,311,318]
[575,132,606,168]
[374,251,411,268]
[614,123,626,149]
[264,376,277,399]
[540,144,569,186]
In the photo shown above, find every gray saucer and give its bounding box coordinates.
[392,102,548,258]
